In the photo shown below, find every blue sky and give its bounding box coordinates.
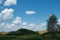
[13,0,60,24]
[0,0,60,32]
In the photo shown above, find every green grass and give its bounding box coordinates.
[0,33,60,40]
[0,34,43,40]
[0,29,43,40]
[0,28,60,40]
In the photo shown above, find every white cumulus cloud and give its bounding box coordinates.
[22,22,28,28]
[0,8,22,32]
[0,8,47,32]
[13,16,22,25]
[4,0,17,6]
[28,23,47,31]
[25,11,36,15]
[21,22,47,31]
[0,8,14,20]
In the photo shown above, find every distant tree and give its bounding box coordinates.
[47,14,58,39]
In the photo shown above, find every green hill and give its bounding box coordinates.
[7,28,39,36]
[0,28,42,40]
[0,28,60,40]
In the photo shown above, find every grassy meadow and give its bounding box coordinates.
[0,29,60,40]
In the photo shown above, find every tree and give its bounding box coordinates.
[47,14,58,39]
[47,14,58,32]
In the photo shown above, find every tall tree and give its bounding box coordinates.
[47,14,58,39]
[47,14,58,32]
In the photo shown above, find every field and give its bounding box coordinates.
[0,34,42,40]
[0,32,60,40]
[0,29,60,40]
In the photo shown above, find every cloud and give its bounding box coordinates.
[28,24,37,31]
[0,8,47,32]
[12,16,22,25]
[0,8,14,21]
[21,23,36,30]
[0,8,22,32]
[40,22,46,27]
[4,0,17,6]
[29,24,35,27]
[21,22,47,31]
[39,22,47,30]
[22,22,27,26]
[25,11,36,15]
[57,18,60,24]
[0,23,5,27]
[0,15,22,32]
[7,16,22,31]
[28,23,47,31]
[0,0,2,4]
[5,16,22,29]
[22,22,28,28]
